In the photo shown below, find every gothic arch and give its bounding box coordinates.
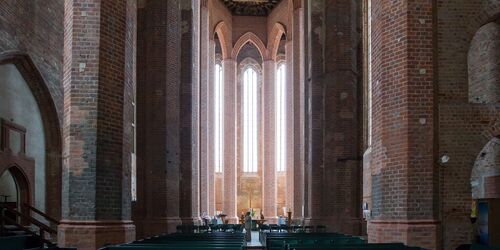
[267,23,286,61]
[232,32,268,61]
[0,51,62,219]
[214,21,231,60]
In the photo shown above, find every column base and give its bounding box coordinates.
[368,219,440,250]
[139,217,182,237]
[303,216,362,235]
[57,220,135,250]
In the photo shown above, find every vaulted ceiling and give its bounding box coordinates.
[222,0,282,16]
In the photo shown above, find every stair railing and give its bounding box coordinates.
[0,204,57,247]
[23,203,59,229]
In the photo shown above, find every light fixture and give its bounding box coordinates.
[438,151,450,165]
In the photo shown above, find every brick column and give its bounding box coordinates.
[305,0,324,225]
[367,1,439,249]
[59,0,136,249]
[291,1,305,220]
[285,40,294,215]
[179,0,198,224]
[223,59,238,222]
[137,0,181,236]
[190,0,201,223]
[208,39,216,216]
[199,1,210,215]
[262,60,277,222]
[318,0,362,234]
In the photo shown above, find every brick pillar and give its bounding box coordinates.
[262,60,278,222]
[137,0,181,236]
[291,1,305,220]
[199,1,210,216]
[223,59,238,222]
[179,0,198,224]
[190,0,201,223]
[285,40,294,215]
[305,0,324,225]
[367,0,439,249]
[59,0,136,249]
[208,39,216,216]
[317,0,362,235]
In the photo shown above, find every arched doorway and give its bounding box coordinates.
[0,166,31,222]
[471,137,500,246]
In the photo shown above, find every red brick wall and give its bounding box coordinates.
[0,0,64,116]
[437,0,500,248]
[368,0,439,249]
[232,16,268,47]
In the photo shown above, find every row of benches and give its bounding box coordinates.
[176,224,245,234]
[99,232,246,250]
[264,232,500,250]
[259,224,327,233]
[0,235,75,250]
[264,232,423,250]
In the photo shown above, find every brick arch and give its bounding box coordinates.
[470,136,500,199]
[0,51,62,219]
[232,32,268,61]
[267,22,286,61]
[481,118,500,144]
[464,0,500,41]
[214,21,231,60]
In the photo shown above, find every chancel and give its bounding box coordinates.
[0,0,499,250]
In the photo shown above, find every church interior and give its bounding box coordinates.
[0,0,499,249]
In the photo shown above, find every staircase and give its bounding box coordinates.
[0,203,59,249]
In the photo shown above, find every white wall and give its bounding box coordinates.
[0,171,17,202]
[0,64,46,210]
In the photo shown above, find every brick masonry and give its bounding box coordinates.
[367,0,440,249]
[437,0,500,249]
[58,0,136,249]
[134,0,182,238]
[0,0,498,249]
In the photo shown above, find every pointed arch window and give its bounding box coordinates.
[243,67,258,173]
[214,63,224,173]
[276,63,286,172]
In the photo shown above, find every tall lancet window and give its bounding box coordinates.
[214,63,224,173]
[276,63,286,172]
[243,67,258,173]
